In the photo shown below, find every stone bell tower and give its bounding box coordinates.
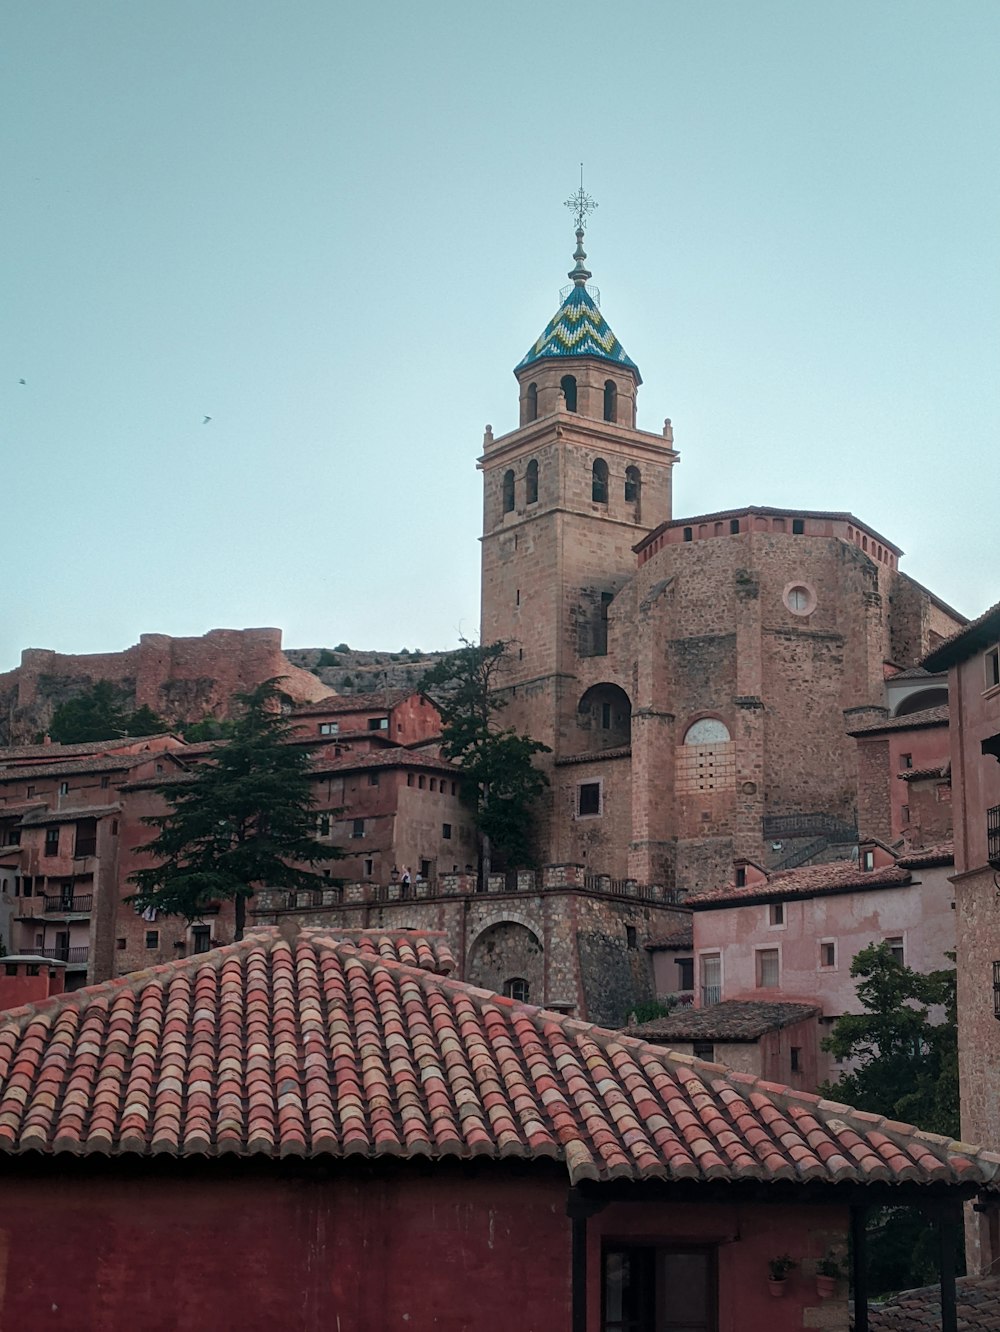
[479,195,679,863]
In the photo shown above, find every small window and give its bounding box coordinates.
[418,775,426,789]
[592,458,609,504]
[319,722,339,735]
[407,773,414,786]
[756,948,780,988]
[683,526,693,542]
[363,858,374,876]
[4,964,17,976]
[578,782,601,816]
[886,936,904,965]
[525,382,538,422]
[901,753,913,769]
[862,849,875,871]
[729,518,740,534]
[111,819,119,835]
[419,859,431,878]
[560,374,577,413]
[58,781,69,796]
[430,779,437,792]
[820,941,836,968]
[626,925,637,950]
[692,1041,715,1061]
[790,1047,801,1072]
[44,827,59,856]
[769,901,784,926]
[603,379,617,423]
[502,469,515,514]
[987,647,1000,690]
[192,926,211,955]
[318,814,331,836]
[116,937,126,950]
[503,977,529,1002]
[352,818,365,838]
[526,458,538,505]
[100,775,110,790]
[676,957,694,990]
[368,717,389,731]
[624,465,640,503]
[26,787,35,798]
[145,930,159,950]
[451,782,457,795]
[734,866,747,887]
[368,772,379,786]
[792,518,805,535]
[901,804,910,824]
[442,823,452,839]
[785,585,812,613]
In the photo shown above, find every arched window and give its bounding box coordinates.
[561,374,578,413]
[624,465,640,503]
[603,380,617,423]
[502,469,515,514]
[526,382,538,422]
[592,457,609,504]
[577,683,632,749]
[526,458,538,505]
[503,977,529,1002]
[684,718,732,745]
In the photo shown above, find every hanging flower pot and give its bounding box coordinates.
[767,1277,788,1298]
[767,1255,796,1296]
[816,1273,837,1299]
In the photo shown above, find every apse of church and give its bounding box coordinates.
[479,208,963,894]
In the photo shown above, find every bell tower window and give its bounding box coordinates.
[502,469,515,514]
[526,459,538,505]
[592,458,609,504]
[526,382,538,422]
[603,380,617,422]
[560,375,578,413]
[624,465,640,503]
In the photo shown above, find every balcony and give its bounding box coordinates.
[44,894,93,914]
[39,945,89,965]
[988,805,1000,870]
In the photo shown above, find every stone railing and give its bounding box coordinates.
[254,866,688,915]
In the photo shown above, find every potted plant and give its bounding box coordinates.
[815,1253,842,1299]
[767,1254,796,1296]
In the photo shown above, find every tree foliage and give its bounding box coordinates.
[182,716,237,742]
[127,679,340,939]
[49,681,168,744]
[421,641,549,869]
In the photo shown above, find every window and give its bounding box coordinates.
[145,930,159,950]
[4,964,17,977]
[74,819,97,857]
[785,586,810,612]
[317,814,331,836]
[624,465,640,503]
[901,752,913,769]
[692,1042,715,1061]
[367,772,379,786]
[100,775,110,790]
[603,380,617,423]
[756,948,779,988]
[525,382,538,422]
[363,858,374,876]
[526,458,538,504]
[734,866,746,887]
[418,775,426,789]
[192,926,211,955]
[115,937,126,951]
[790,1047,801,1073]
[368,717,389,731]
[676,957,694,991]
[626,926,638,950]
[701,954,721,1006]
[987,647,1000,690]
[352,819,365,838]
[442,823,452,839]
[58,781,69,796]
[429,779,437,792]
[560,374,577,412]
[862,849,875,871]
[407,773,414,786]
[603,1245,716,1332]
[901,803,910,824]
[592,457,609,504]
[601,702,612,729]
[502,468,515,513]
[768,901,784,926]
[503,977,529,1002]
[578,782,601,816]
[419,859,431,878]
[451,783,457,795]
[111,819,119,835]
[683,527,693,542]
[729,519,740,534]
[44,827,59,856]
[886,936,904,965]
[792,518,805,534]
[26,787,35,798]
[319,722,339,735]
[820,941,836,968]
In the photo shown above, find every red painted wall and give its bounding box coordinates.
[0,1163,850,1332]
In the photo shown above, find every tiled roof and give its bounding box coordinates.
[895,842,954,869]
[516,284,640,378]
[848,705,949,736]
[869,1274,1000,1330]
[20,803,121,827]
[555,746,632,766]
[886,665,940,682]
[292,690,414,717]
[635,507,901,557]
[0,927,997,1191]
[688,862,911,908]
[322,929,455,975]
[0,735,178,762]
[0,754,156,782]
[312,748,460,776]
[923,598,1000,672]
[645,928,693,951]
[627,1001,820,1043]
[898,764,949,782]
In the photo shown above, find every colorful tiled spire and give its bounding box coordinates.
[516,208,640,380]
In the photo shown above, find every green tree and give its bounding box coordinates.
[182,716,237,742]
[421,640,549,876]
[128,679,340,940]
[49,682,167,744]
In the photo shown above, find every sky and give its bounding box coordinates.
[3,2,998,670]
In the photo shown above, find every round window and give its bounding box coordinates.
[783,583,816,616]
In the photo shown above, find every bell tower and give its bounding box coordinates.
[479,192,679,861]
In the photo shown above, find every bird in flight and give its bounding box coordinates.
[18,379,25,385]
[202,416,212,424]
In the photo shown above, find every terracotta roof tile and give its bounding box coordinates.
[895,842,954,869]
[292,691,414,717]
[645,928,693,951]
[847,705,949,736]
[923,598,1000,672]
[627,1001,819,1043]
[688,862,911,908]
[0,929,996,1192]
[869,1274,1000,1330]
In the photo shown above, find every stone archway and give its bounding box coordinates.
[466,920,544,1003]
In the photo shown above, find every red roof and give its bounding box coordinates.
[0,927,996,1190]
[645,928,693,951]
[869,1274,1000,1330]
[923,598,1000,672]
[292,690,416,717]
[688,862,911,908]
[895,842,954,869]
[848,705,949,737]
[312,748,459,776]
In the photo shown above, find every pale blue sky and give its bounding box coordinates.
[3,1,998,669]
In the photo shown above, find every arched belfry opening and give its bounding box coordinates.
[560,374,578,413]
[526,458,538,505]
[592,458,609,504]
[526,382,538,422]
[603,380,617,423]
[577,683,632,751]
[624,465,640,505]
[502,469,515,514]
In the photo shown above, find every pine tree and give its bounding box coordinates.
[128,679,340,939]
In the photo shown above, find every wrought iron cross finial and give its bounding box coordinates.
[564,164,597,233]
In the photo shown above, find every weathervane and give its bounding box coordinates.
[564,164,597,233]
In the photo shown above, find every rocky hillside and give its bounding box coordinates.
[284,646,451,696]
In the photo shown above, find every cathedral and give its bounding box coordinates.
[480,211,961,893]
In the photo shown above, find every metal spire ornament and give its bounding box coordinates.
[564,164,597,287]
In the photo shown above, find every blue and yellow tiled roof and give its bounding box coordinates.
[516,283,641,381]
